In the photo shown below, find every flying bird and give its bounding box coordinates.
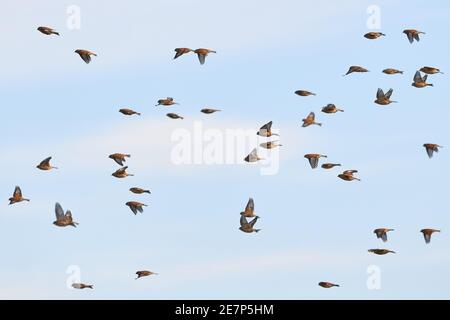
[374,88,396,105]
[338,170,360,181]
[201,108,221,114]
[403,29,425,43]
[423,143,442,158]
[302,112,321,127]
[321,163,341,169]
[75,49,97,64]
[244,148,264,163]
[72,283,93,289]
[421,229,440,244]
[166,113,184,120]
[344,66,369,76]
[295,90,316,97]
[194,48,216,65]
[260,141,282,149]
[240,198,258,218]
[109,153,130,166]
[364,32,385,39]
[173,48,193,59]
[304,154,327,169]
[54,202,78,227]
[368,249,395,255]
[420,66,444,75]
[126,201,147,215]
[318,282,340,288]
[383,68,403,75]
[239,215,260,233]
[37,26,59,36]
[374,228,394,242]
[155,97,179,106]
[36,156,58,171]
[130,187,151,194]
[8,186,30,205]
[135,270,158,279]
[112,166,134,178]
[257,121,279,137]
[119,108,141,116]
[321,104,344,114]
[412,71,433,88]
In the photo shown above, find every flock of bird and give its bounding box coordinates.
[5,24,445,293]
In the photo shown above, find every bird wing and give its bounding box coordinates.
[381,233,388,242]
[113,158,124,166]
[65,210,73,221]
[117,166,128,174]
[344,170,357,175]
[423,233,431,244]
[128,204,138,215]
[240,215,249,227]
[40,157,52,166]
[385,89,393,99]
[55,202,64,219]
[79,52,91,64]
[413,32,421,42]
[376,88,385,100]
[406,32,414,43]
[13,186,22,198]
[249,217,259,228]
[244,198,254,216]
[309,157,319,169]
[197,53,206,65]
[425,146,434,158]
[173,49,184,59]
[306,112,315,121]
[413,71,423,83]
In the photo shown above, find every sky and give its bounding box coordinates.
[0,0,449,299]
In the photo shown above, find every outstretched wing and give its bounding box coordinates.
[197,53,206,65]
[308,157,319,169]
[244,198,254,216]
[65,210,73,221]
[376,88,385,100]
[413,71,423,83]
[40,157,52,166]
[249,217,259,228]
[385,88,393,99]
[55,202,64,219]
[13,186,22,198]
[423,233,431,244]
[406,32,414,43]
[79,52,91,64]
[425,146,434,158]
[240,215,249,227]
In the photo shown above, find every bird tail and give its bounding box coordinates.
[255,229,261,233]
[53,32,60,36]
[86,285,93,289]
[52,166,59,169]
[144,190,151,194]
[24,198,31,202]
[338,109,344,112]
[126,154,131,158]
[317,123,322,127]
[128,174,134,176]
[355,178,361,181]
[136,112,141,116]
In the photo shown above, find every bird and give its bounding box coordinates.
[109,153,130,166]
[423,143,443,158]
[173,48,193,59]
[244,148,264,163]
[257,121,279,137]
[166,113,184,120]
[260,141,282,149]
[374,88,397,105]
[240,198,258,218]
[36,156,58,170]
[135,270,158,279]
[364,32,385,39]
[383,68,403,75]
[338,170,360,181]
[37,26,59,36]
[302,112,322,127]
[318,282,340,288]
[403,29,425,43]
[194,48,216,65]
[321,163,341,169]
[412,71,433,88]
[126,201,147,215]
[239,215,260,233]
[119,108,141,116]
[130,187,151,194]
[155,97,179,106]
[8,186,30,205]
[321,104,344,114]
[75,49,97,64]
[201,108,221,114]
[420,66,444,75]
[53,202,78,227]
[295,90,316,97]
[72,283,93,289]
[373,228,394,242]
[304,154,327,169]
[420,229,440,244]
[344,66,369,76]
[112,166,134,178]
[368,249,395,255]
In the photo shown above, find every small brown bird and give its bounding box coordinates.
[364,32,385,39]
[374,88,397,105]
[155,97,179,106]
[173,48,193,59]
[244,148,264,163]
[112,166,134,178]
[304,154,327,169]
[257,121,279,137]
[201,108,221,114]
[321,163,341,169]
[109,153,130,166]
[8,186,30,205]
[130,187,151,194]
[403,29,425,43]
[412,71,433,88]
[240,198,258,218]
[302,112,321,127]
[383,68,403,75]
[420,67,444,75]
[119,108,141,116]
[295,90,316,97]
[72,283,93,289]
[321,104,344,114]
[318,282,340,288]
[54,202,78,227]
[423,143,442,158]
[166,113,184,120]
[36,156,58,171]
[75,49,97,64]
[338,170,360,181]
[260,141,282,149]
[420,229,440,244]
[374,228,394,242]
[126,201,147,215]
[239,215,260,233]
[37,26,59,36]
[368,249,395,255]
[344,66,369,76]
[135,270,158,279]
[194,48,216,65]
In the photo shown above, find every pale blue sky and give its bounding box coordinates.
[1,0,449,299]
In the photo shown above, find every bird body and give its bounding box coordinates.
[75,49,97,64]
[201,108,221,114]
[166,113,184,119]
[302,112,321,127]
[321,104,344,114]
[244,148,264,163]
[239,215,260,233]
[374,88,396,105]
[304,154,327,169]
[109,153,131,166]
[295,90,316,97]
[257,121,279,137]
[338,170,360,181]
[174,48,193,59]
[412,71,433,88]
[383,68,403,75]
[374,228,394,242]
[37,26,59,36]
[72,283,93,289]
[119,108,141,116]
[420,67,443,75]
[344,66,369,76]
[194,48,216,65]
[403,29,425,43]
[130,187,151,194]
[53,202,78,227]
[318,282,340,288]
[368,249,395,255]
[112,166,134,178]
[423,143,442,158]
[126,201,147,215]
[364,32,385,39]
[135,270,158,279]
[260,141,282,149]
[156,97,179,106]
[321,163,341,169]
[421,229,440,244]
[8,186,30,205]
[240,198,258,218]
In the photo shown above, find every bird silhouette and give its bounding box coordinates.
[239,215,260,233]
[374,88,397,105]
[166,113,184,120]
[8,186,30,205]
[135,270,158,279]
[37,26,59,36]
[109,153,131,166]
[36,157,58,171]
[364,32,385,39]
[75,49,97,64]
[383,68,403,75]
[244,148,264,163]
[321,104,344,114]
[72,283,93,289]
[321,163,341,169]
[201,108,221,114]
[119,108,141,116]
[173,48,193,59]
[344,66,369,76]
[318,282,340,288]
[420,66,444,75]
[194,48,216,65]
[304,154,327,169]
[423,143,442,158]
[130,188,151,194]
[302,112,321,127]
[403,29,425,43]
[374,228,394,242]
[421,229,440,244]
[53,202,78,227]
[126,201,147,215]
[240,198,258,218]
[368,249,395,255]
[295,90,316,97]
[338,170,360,181]
[412,71,433,88]
[112,166,134,178]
